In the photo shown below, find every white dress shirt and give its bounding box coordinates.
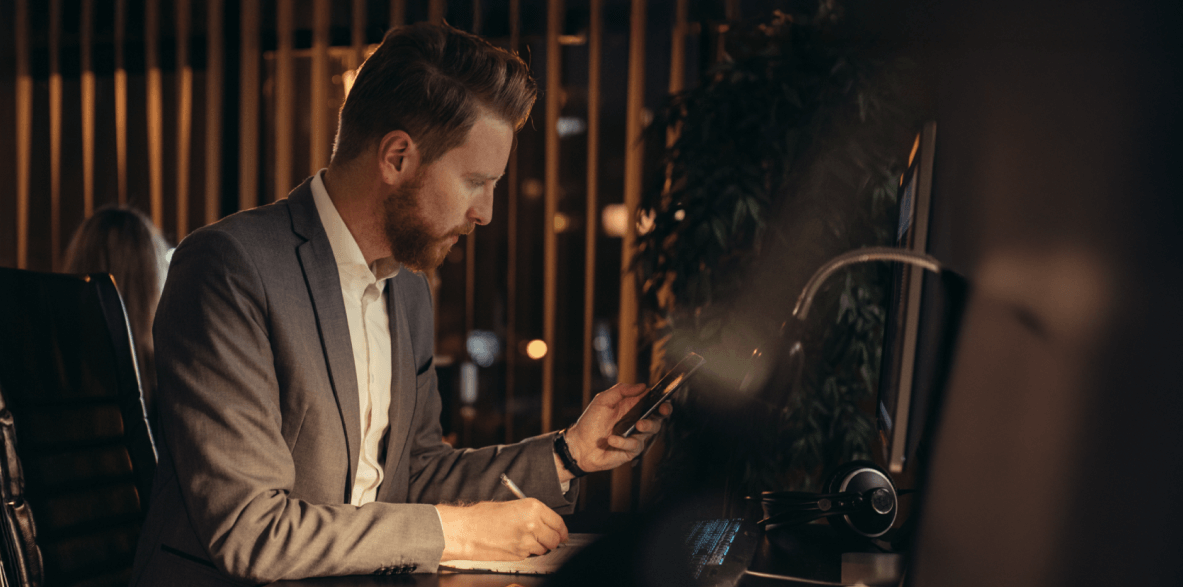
[312,170,570,504]
[311,170,400,506]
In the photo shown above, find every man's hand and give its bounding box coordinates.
[557,382,673,482]
[436,500,568,562]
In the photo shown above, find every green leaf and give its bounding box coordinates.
[711,217,728,248]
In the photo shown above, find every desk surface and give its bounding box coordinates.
[266,512,634,587]
[269,574,546,587]
[265,513,897,587]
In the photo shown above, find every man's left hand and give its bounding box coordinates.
[556,383,672,482]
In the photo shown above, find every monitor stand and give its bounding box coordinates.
[740,522,904,586]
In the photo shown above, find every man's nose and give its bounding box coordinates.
[469,186,494,226]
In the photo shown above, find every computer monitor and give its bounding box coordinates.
[877,122,966,478]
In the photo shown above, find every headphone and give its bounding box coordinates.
[751,460,898,540]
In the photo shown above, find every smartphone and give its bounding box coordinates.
[612,352,706,438]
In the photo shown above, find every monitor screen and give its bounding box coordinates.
[877,122,937,475]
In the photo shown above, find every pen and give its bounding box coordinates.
[500,473,528,499]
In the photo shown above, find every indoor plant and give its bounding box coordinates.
[635,2,923,498]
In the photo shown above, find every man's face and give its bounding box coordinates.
[383,114,513,272]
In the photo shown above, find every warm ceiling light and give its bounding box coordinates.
[602,204,629,238]
[553,213,570,233]
[525,339,548,360]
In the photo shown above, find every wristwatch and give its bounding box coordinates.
[553,429,588,478]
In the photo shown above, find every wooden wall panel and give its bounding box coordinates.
[115,0,128,205]
[390,0,406,28]
[582,0,603,409]
[176,0,193,238]
[15,0,31,268]
[81,0,96,218]
[612,0,647,513]
[274,0,295,201]
[240,0,261,210]
[205,0,224,225]
[353,0,368,68]
[541,0,563,433]
[311,0,331,174]
[146,0,165,227]
[49,0,62,267]
[639,0,690,507]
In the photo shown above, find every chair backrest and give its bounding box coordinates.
[0,380,44,587]
[0,268,157,587]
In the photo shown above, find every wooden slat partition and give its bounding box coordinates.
[639,0,689,505]
[240,0,261,211]
[504,0,521,443]
[472,0,483,36]
[176,0,193,239]
[429,0,446,25]
[0,0,707,513]
[311,0,331,173]
[81,0,96,218]
[274,0,295,201]
[390,0,406,28]
[146,0,164,227]
[115,0,128,205]
[582,0,603,409]
[49,0,62,267]
[612,0,646,513]
[541,0,563,433]
[669,0,688,95]
[205,0,224,225]
[353,0,367,68]
[15,0,31,268]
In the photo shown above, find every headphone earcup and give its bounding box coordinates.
[822,460,898,540]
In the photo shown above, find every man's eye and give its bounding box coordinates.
[469,180,485,189]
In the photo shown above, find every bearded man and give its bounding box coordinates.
[130,23,666,585]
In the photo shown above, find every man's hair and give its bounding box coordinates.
[332,23,536,166]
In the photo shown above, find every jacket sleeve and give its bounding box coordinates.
[397,272,580,512]
[155,229,444,583]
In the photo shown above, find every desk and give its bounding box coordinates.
[267,512,634,587]
[740,524,904,587]
[270,574,545,587]
[266,513,901,587]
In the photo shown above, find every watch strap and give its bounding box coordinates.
[553,430,588,478]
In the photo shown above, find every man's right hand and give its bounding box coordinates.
[435,499,568,562]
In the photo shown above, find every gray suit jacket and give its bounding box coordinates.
[130,179,577,586]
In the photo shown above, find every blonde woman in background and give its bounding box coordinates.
[63,205,171,416]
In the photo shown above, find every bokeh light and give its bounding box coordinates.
[525,339,548,360]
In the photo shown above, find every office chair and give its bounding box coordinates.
[0,380,43,587]
[0,268,158,587]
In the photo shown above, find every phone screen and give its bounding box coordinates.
[612,352,706,437]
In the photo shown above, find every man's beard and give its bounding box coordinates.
[382,172,474,272]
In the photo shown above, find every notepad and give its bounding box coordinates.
[438,533,598,575]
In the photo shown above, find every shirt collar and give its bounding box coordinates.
[310,170,401,285]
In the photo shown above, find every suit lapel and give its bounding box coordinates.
[379,274,418,502]
[288,179,362,501]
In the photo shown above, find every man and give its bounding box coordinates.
[130,23,667,585]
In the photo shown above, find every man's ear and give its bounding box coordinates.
[377,130,418,185]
